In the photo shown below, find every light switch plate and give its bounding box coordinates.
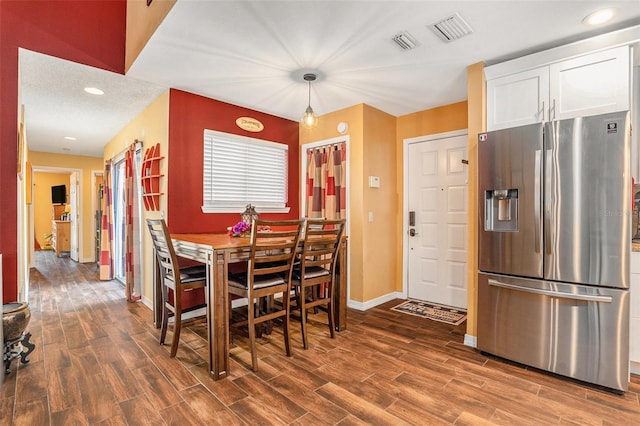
[368,176,380,188]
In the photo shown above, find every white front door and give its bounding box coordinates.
[69,171,79,262]
[407,133,468,308]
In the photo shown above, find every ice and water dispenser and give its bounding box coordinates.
[484,189,518,232]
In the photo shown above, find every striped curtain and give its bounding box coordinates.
[125,144,142,302]
[305,142,347,219]
[99,160,114,280]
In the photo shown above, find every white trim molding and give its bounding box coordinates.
[347,291,404,311]
[464,334,477,348]
[89,170,104,263]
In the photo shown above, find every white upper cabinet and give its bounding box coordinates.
[487,45,630,131]
[549,46,630,120]
[487,67,549,131]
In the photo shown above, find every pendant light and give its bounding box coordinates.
[301,73,318,127]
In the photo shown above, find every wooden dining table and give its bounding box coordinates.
[152,232,348,380]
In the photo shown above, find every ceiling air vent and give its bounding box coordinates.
[430,12,473,42]
[392,31,418,50]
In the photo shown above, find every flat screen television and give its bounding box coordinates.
[51,185,66,204]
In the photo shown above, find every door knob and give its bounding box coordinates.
[409,228,417,237]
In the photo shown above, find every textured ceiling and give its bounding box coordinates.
[20,1,640,157]
[20,50,166,157]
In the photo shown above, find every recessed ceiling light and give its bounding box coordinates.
[63,136,77,140]
[84,87,104,95]
[583,8,617,26]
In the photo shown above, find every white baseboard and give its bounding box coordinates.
[631,361,640,375]
[464,334,477,348]
[347,291,404,311]
[141,296,153,310]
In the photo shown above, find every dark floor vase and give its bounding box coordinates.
[3,302,35,374]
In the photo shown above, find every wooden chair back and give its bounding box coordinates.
[146,218,206,357]
[228,218,304,371]
[299,218,346,280]
[147,219,180,285]
[292,218,346,349]
[246,219,304,293]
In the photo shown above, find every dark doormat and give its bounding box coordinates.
[391,300,467,325]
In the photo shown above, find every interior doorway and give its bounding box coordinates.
[92,171,104,263]
[69,171,80,261]
[404,130,468,309]
[300,136,350,300]
[29,166,83,270]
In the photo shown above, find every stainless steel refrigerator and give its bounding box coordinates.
[477,111,631,392]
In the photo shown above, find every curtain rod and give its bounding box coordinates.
[109,139,144,163]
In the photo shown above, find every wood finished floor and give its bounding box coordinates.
[1,251,639,425]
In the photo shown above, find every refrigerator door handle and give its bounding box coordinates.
[534,149,541,253]
[488,279,613,303]
[544,148,553,255]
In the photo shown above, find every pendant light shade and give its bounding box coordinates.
[301,73,318,127]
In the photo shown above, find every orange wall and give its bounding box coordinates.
[466,63,486,338]
[300,104,398,305]
[395,101,469,292]
[362,105,398,301]
[396,101,468,140]
[33,172,70,249]
[300,105,365,301]
[396,98,478,339]
[103,91,169,303]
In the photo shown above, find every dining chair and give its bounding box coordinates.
[291,218,346,349]
[146,218,207,358]
[228,219,303,372]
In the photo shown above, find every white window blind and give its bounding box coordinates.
[202,130,289,213]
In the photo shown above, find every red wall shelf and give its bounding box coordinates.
[141,143,164,211]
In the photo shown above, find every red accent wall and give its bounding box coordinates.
[0,0,126,301]
[167,89,300,233]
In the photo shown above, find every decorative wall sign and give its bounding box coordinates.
[236,117,264,133]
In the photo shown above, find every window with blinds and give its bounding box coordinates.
[202,130,290,213]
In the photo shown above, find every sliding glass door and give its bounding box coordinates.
[112,158,126,282]
[111,148,142,283]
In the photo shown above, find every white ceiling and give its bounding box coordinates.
[20,1,640,157]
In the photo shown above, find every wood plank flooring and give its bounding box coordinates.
[1,250,639,425]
